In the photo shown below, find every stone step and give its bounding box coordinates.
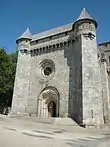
[26,117,79,126]
[8,114,79,126]
[52,118,79,126]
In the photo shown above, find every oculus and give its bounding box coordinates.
[40,59,55,77]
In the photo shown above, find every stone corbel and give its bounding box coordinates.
[83,33,95,40]
[20,49,30,55]
[83,33,89,39]
[19,49,24,53]
[75,35,80,41]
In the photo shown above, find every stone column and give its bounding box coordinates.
[37,99,42,117]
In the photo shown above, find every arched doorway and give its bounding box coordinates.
[37,87,59,118]
[48,101,56,117]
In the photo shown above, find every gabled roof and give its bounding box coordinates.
[16,8,97,42]
[31,23,73,41]
[74,8,97,27]
[16,28,32,41]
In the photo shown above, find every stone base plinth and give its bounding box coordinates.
[8,112,29,117]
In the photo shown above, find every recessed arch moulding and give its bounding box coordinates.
[37,86,60,118]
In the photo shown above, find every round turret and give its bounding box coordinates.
[73,8,97,37]
[16,28,32,52]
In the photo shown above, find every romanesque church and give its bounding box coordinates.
[10,8,110,127]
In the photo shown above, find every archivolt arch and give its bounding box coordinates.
[40,86,59,97]
[37,86,59,117]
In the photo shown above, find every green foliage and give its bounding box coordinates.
[0,48,17,114]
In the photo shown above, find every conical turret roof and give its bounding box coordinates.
[74,8,97,27]
[16,28,32,41]
[76,8,92,21]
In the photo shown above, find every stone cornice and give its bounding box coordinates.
[19,38,76,56]
[83,33,95,40]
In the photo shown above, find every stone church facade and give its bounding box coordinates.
[10,8,110,127]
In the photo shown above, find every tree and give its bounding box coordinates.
[0,48,17,114]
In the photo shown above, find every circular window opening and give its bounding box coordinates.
[40,59,55,77]
[44,67,52,76]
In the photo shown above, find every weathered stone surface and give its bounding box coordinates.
[10,8,110,127]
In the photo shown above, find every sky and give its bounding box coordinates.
[0,0,110,53]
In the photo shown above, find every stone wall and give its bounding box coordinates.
[100,61,109,122]
[64,35,83,124]
[81,34,104,126]
[10,19,109,127]
[28,48,69,117]
[99,43,110,121]
[10,50,31,115]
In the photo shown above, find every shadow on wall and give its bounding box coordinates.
[64,33,83,125]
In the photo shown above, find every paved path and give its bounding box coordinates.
[0,115,110,147]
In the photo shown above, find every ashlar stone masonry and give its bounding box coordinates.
[10,8,110,127]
